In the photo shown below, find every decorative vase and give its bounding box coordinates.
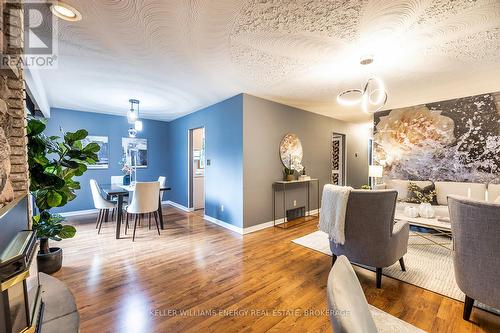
[286,174,295,181]
[123,174,131,185]
[418,202,435,218]
[404,206,419,218]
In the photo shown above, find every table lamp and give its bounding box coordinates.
[369,165,383,189]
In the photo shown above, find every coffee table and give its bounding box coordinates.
[395,213,452,250]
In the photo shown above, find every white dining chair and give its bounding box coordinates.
[110,175,129,219]
[111,176,123,185]
[158,176,166,200]
[125,182,161,241]
[90,179,117,234]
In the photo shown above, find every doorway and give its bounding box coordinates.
[331,133,346,185]
[189,127,205,211]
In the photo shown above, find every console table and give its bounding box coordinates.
[272,178,320,229]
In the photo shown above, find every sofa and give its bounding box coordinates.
[376,180,500,219]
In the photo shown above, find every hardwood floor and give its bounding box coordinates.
[53,206,500,333]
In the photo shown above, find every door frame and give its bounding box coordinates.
[331,132,347,186]
[188,127,205,209]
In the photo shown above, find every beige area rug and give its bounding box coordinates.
[292,230,498,314]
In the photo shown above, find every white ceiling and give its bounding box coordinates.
[36,0,500,122]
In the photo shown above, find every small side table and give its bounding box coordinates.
[272,178,320,229]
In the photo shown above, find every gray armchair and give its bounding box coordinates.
[329,190,409,288]
[448,195,500,321]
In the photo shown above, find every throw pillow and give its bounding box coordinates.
[406,182,438,205]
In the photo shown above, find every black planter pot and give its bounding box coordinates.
[37,247,63,274]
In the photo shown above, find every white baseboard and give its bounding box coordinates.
[58,200,193,218]
[242,209,319,235]
[203,209,320,235]
[59,205,319,236]
[203,215,244,234]
[164,200,194,212]
[59,209,98,217]
[242,221,277,234]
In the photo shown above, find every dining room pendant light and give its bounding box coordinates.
[134,120,143,131]
[127,99,139,124]
[127,99,142,137]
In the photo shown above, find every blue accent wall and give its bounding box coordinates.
[166,95,244,228]
[45,108,169,213]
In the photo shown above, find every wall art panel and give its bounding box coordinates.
[374,92,500,183]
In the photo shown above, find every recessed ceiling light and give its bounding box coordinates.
[360,55,374,65]
[50,2,82,22]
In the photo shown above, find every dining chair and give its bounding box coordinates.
[110,175,128,220]
[89,179,117,234]
[158,176,166,201]
[111,176,123,185]
[125,182,161,241]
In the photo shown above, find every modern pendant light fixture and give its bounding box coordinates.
[337,56,388,113]
[127,99,142,137]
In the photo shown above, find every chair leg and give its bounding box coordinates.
[153,211,161,236]
[399,257,406,271]
[331,254,337,266]
[111,208,115,221]
[98,210,105,234]
[125,213,129,234]
[95,210,102,229]
[148,213,151,230]
[463,295,474,321]
[133,214,139,241]
[105,209,110,222]
[376,268,382,289]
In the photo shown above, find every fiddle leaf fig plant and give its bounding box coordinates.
[27,117,100,254]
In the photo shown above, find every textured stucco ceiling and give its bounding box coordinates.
[38,0,500,122]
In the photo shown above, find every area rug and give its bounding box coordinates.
[293,230,498,314]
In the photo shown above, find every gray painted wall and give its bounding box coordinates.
[243,94,370,228]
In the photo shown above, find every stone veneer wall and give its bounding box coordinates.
[0,0,28,207]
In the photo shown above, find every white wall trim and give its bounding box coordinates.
[59,208,98,217]
[242,209,319,234]
[59,205,319,236]
[59,201,191,218]
[204,215,243,235]
[164,200,194,212]
[203,209,320,235]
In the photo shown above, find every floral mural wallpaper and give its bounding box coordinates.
[373,92,500,183]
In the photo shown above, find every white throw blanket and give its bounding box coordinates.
[318,185,352,245]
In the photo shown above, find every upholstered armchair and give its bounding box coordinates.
[329,190,409,288]
[448,195,500,321]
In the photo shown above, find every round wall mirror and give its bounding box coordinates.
[280,133,303,172]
